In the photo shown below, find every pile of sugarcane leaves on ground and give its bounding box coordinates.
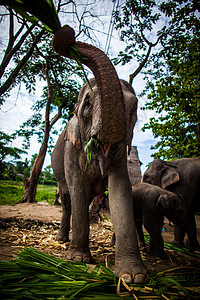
[1,247,200,299]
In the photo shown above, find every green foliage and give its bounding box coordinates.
[0,181,57,205]
[2,0,61,33]
[142,35,200,159]
[13,31,83,150]
[1,247,200,299]
[113,0,199,80]
[0,131,26,164]
[0,131,27,180]
[35,184,57,203]
[38,165,57,185]
[113,0,200,160]
[0,181,24,205]
[0,247,117,300]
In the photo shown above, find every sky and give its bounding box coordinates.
[0,0,159,175]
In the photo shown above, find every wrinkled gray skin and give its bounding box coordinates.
[51,78,146,283]
[143,158,200,250]
[132,183,197,258]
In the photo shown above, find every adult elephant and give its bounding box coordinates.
[51,26,146,284]
[142,157,200,250]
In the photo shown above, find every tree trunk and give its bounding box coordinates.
[18,136,49,203]
[21,176,38,203]
[16,58,62,204]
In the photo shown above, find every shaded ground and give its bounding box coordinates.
[0,202,200,274]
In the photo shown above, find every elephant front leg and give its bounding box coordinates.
[66,183,92,263]
[108,155,146,283]
[147,231,167,259]
[65,159,92,262]
[144,213,167,259]
[172,225,185,247]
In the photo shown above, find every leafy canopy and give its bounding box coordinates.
[142,35,200,160]
[13,32,84,150]
[113,0,200,160]
[0,131,26,164]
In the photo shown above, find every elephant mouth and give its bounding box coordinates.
[84,138,112,161]
[99,142,112,158]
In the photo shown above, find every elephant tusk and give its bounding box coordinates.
[100,142,111,158]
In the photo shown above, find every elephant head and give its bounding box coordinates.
[52,25,126,146]
[64,78,138,176]
[143,158,180,189]
[156,192,186,224]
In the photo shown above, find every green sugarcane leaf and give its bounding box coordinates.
[2,0,61,33]
[160,277,191,297]
[85,138,94,164]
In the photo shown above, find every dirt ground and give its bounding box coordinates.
[0,202,200,274]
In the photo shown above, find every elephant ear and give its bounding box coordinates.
[64,115,81,149]
[161,163,180,189]
[156,194,168,214]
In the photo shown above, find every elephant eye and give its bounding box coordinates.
[84,95,92,108]
[82,95,92,120]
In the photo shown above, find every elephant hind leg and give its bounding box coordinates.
[185,214,200,251]
[135,220,146,248]
[145,220,167,259]
[171,225,185,247]
[56,191,71,242]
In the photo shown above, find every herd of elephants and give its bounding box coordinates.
[50,25,200,283]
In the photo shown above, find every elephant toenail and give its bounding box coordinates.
[134,273,146,284]
[83,256,91,263]
[66,253,72,260]
[121,273,132,283]
[73,255,82,262]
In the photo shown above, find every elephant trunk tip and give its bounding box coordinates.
[52,25,76,57]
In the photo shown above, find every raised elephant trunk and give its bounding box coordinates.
[52,25,126,144]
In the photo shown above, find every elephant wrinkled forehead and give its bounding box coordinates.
[77,78,99,104]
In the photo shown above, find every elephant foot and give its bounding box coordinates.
[56,232,70,243]
[66,247,92,263]
[157,251,168,260]
[147,247,168,259]
[170,239,185,248]
[121,273,146,284]
[115,259,146,284]
[185,239,200,252]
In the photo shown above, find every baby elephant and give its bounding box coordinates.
[132,183,196,259]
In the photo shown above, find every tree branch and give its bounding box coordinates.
[0,22,35,79]
[129,43,152,85]
[128,8,163,85]
[0,29,44,98]
[50,105,63,128]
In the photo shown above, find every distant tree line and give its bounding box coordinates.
[0,130,56,185]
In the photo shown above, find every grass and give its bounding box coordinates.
[0,247,200,299]
[36,184,57,204]
[0,180,57,205]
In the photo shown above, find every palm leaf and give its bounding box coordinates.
[2,0,61,33]
[1,247,200,299]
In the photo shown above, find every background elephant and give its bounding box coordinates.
[132,183,197,258]
[143,157,200,250]
[51,77,146,283]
